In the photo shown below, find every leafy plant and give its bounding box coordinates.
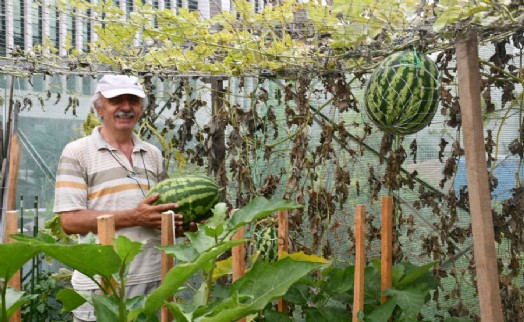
[21,271,71,322]
[0,243,39,322]
[255,259,468,322]
[10,196,329,321]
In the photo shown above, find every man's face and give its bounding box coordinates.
[97,94,143,132]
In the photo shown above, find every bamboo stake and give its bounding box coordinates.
[353,205,366,321]
[161,212,175,322]
[231,219,246,322]
[381,196,393,304]
[456,32,503,321]
[97,215,115,294]
[5,210,21,322]
[277,210,289,314]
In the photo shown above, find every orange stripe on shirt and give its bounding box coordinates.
[55,181,88,189]
[87,183,150,200]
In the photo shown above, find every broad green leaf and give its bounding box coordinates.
[363,296,397,322]
[199,257,327,321]
[322,265,355,296]
[125,295,148,320]
[192,291,243,320]
[263,309,293,322]
[157,243,199,262]
[395,262,436,289]
[304,306,350,322]
[37,243,121,280]
[9,232,57,244]
[0,242,38,281]
[391,262,406,286]
[184,226,220,254]
[203,203,228,237]
[12,233,121,279]
[143,239,245,315]
[227,197,303,229]
[3,288,34,319]
[91,294,120,321]
[283,283,310,306]
[56,288,87,312]
[384,285,428,317]
[113,235,143,267]
[165,302,192,322]
[159,228,225,271]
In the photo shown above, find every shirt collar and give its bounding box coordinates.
[91,126,147,152]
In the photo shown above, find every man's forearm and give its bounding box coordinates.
[59,209,135,235]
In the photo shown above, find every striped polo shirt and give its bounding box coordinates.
[54,126,166,290]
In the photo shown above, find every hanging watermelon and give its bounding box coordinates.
[364,50,441,135]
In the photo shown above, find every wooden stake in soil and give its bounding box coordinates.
[161,212,175,322]
[277,210,289,314]
[5,210,21,322]
[231,220,246,322]
[97,215,115,246]
[6,134,21,210]
[381,196,393,304]
[232,226,246,282]
[97,215,115,294]
[456,32,503,322]
[353,205,366,321]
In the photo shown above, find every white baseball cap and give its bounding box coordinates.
[95,75,146,98]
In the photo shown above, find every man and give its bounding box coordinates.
[53,75,190,321]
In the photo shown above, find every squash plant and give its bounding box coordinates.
[9,196,328,321]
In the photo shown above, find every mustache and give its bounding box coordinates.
[115,111,136,118]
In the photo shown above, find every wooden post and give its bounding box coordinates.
[232,226,245,282]
[97,215,115,294]
[6,134,21,210]
[97,215,115,246]
[5,210,21,322]
[381,196,393,304]
[161,212,175,322]
[277,210,289,314]
[231,224,246,322]
[353,205,366,321]
[456,32,503,321]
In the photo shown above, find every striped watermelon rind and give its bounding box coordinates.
[147,175,220,225]
[255,226,279,262]
[364,50,441,135]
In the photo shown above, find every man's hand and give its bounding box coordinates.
[142,193,204,236]
[132,193,179,229]
[174,215,200,236]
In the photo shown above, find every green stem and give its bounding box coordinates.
[1,281,7,322]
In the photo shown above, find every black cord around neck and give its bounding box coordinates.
[107,149,150,197]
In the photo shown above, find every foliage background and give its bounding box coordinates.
[1,0,524,320]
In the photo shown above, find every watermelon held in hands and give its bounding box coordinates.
[364,50,441,136]
[147,175,220,225]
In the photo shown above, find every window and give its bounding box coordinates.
[0,1,6,56]
[33,3,42,46]
[13,1,24,49]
